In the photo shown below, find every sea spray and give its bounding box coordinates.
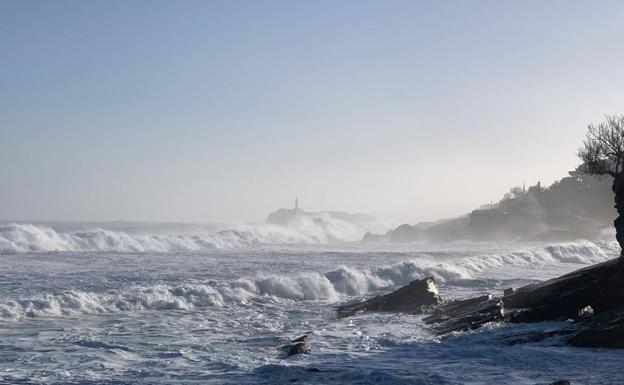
[0,240,616,320]
[0,218,391,254]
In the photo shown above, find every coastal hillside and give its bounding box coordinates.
[366,172,615,242]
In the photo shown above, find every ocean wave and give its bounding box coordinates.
[0,240,616,320]
[455,240,618,273]
[0,284,231,319]
[0,218,389,254]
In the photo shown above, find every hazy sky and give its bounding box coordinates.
[1,0,624,223]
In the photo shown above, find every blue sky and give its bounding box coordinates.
[1,0,624,223]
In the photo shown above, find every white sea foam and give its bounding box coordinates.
[0,240,616,320]
[0,284,230,319]
[0,218,390,254]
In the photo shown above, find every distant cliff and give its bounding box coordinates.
[366,173,615,243]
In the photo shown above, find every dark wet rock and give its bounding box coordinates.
[502,306,624,348]
[335,258,624,348]
[549,381,571,385]
[336,277,441,317]
[278,334,311,356]
[503,287,514,296]
[423,294,506,334]
[566,306,624,348]
[304,367,321,373]
[286,342,309,356]
[504,258,624,322]
[498,259,624,348]
[291,334,309,343]
[421,257,624,348]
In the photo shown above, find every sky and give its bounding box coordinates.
[1,0,624,224]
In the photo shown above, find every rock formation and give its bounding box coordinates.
[503,257,624,322]
[423,295,506,335]
[337,258,624,348]
[278,334,311,357]
[336,277,441,318]
[613,174,624,254]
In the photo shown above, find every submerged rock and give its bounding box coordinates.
[285,342,309,356]
[291,334,309,343]
[336,277,441,317]
[279,334,311,356]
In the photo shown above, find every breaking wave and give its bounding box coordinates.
[0,218,389,254]
[0,240,617,320]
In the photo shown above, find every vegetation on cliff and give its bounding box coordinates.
[368,173,614,242]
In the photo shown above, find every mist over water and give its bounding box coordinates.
[0,215,391,254]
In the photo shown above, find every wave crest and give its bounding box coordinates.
[0,218,389,254]
[1,240,616,320]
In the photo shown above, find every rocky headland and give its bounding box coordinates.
[365,173,615,243]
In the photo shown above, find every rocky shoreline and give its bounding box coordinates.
[336,257,624,348]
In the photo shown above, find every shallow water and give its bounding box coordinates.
[1,240,623,384]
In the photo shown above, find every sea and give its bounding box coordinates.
[1,218,624,385]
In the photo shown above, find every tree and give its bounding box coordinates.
[578,114,624,254]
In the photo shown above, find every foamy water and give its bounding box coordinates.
[1,228,622,384]
[0,217,390,253]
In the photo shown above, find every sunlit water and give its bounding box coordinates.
[2,240,624,385]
